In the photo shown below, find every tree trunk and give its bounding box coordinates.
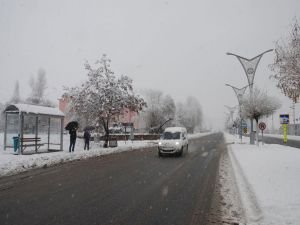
[102,118,110,148]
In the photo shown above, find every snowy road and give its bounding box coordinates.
[0,133,224,225]
[259,134,300,148]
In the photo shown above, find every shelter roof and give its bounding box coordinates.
[4,104,64,117]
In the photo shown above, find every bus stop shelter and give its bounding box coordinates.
[3,104,64,154]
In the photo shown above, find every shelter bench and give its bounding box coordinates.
[21,137,44,153]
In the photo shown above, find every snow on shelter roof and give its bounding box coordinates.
[4,104,64,117]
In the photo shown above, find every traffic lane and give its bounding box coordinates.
[259,135,300,148]
[0,133,224,225]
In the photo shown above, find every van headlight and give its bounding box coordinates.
[175,141,180,145]
[159,142,162,145]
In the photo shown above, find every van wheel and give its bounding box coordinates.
[178,147,183,157]
[158,151,163,157]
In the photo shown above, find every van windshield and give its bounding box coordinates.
[162,132,181,140]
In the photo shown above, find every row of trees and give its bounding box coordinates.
[65,54,204,146]
[8,68,54,106]
[141,90,203,133]
[0,69,53,131]
[65,54,147,147]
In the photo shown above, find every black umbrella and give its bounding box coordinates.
[65,121,79,130]
[84,126,95,131]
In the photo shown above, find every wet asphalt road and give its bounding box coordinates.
[259,135,300,148]
[0,133,225,225]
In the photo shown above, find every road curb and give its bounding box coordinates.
[228,145,264,224]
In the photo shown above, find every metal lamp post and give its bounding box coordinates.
[225,84,248,142]
[226,49,273,144]
[225,105,237,134]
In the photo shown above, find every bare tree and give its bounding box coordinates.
[162,95,176,122]
[26,68,52,106]
[10,81,21,104]
[270,19,300,103]
[142,89,163,129]
[176,96,203,133]
[241,88,281,145]
[65,54,146,147]
[141,90,176,132]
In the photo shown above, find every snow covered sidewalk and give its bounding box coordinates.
[225,134,300,225]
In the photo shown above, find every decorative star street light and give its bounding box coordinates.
[226,49,273,144]
[225,84,248,142]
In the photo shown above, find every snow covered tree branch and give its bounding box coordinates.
[241,88,281,122]
[176,96,203,133]
[270,19,300,103]
[141,90,176,132]
[241,88,281,144]
[64,54,146,147]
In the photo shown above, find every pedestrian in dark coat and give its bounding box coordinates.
[84,130,91,150]
[69,128,77,152]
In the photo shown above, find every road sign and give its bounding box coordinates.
[280,114,289,124]
[243,127,247,134]
[241,120,247,128]
[259,122,266,131]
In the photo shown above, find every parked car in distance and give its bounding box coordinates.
[158,127,188,157]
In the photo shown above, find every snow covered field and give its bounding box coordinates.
[0,132,212,177]
[225,134,300,225]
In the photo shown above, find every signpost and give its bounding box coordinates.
[280,114,289,143]
[259,122,266,145]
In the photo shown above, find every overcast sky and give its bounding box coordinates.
[0,0,299,129]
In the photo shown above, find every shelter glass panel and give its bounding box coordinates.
[49,117,62,150]
[6,113,19,147]
[38,115,49,151]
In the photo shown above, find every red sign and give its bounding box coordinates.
[259,122,266,131]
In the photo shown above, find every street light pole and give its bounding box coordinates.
[225,105,237,134]
[226,49,273,144]
[225,84,248,142]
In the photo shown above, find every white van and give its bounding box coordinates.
[158,127,188,157]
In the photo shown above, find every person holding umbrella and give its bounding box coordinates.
[69,127,77,152]
[65,121,79,153]
[83,129,91,150]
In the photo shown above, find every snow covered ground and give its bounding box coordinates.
[0,132,212,177]
[0,133,157,177]
[225,134,300,225]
